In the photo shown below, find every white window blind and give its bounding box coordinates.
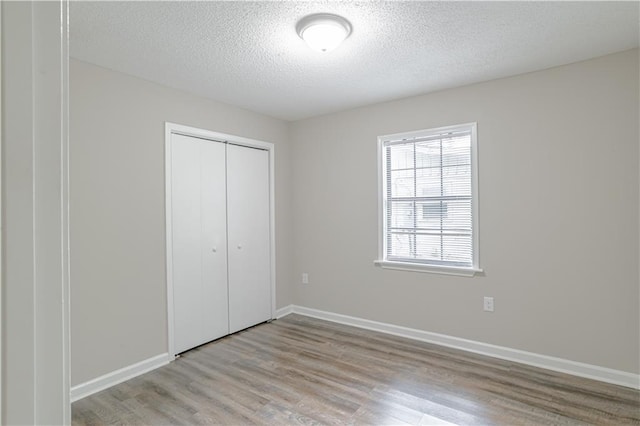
[379,123,479,273]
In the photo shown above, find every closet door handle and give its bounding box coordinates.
[237,244,242,250]
[212,247,217,253]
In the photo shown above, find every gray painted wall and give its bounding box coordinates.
[70,60,293,386]
[289,49,639,374]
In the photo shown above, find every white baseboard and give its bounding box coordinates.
[279,304,639,390]
[69,306,639,402]
[70,353,170,402]
[275,304,294,318]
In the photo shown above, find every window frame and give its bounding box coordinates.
[375,122,482,277]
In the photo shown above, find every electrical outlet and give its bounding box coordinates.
[302,273,309,284]
[483,296,494,312]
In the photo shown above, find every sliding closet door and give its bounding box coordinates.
[227,144,272,333]
[171,134,229,354]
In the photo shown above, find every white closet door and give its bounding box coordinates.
[171,134,229,354]
[227,144,272,333]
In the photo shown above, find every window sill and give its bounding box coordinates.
[373,260,482,277]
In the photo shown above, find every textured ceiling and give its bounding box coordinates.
[70,1,639,121]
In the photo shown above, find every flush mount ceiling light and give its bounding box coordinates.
[296,13,352,53]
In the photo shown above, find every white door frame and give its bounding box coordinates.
[164,122,276,358]
[2,2,70,423]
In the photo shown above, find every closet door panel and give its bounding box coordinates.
[227,144,271,333]
[171,134,228,354]
[171,135,203,354]
[199,139,230,344]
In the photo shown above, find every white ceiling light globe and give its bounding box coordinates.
[296,14,352,53]
[302,23,347,52]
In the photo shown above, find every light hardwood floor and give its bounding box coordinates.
[73,314,640,425]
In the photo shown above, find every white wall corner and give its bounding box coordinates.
[285,305,640,390]
[70,354,170,402]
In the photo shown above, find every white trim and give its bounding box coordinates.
[377,122,480,275]
[3,4,69,421]
[0,5,3,420]
[275,305,294,318]
[376,132,384,269]
[470,123,480,269]
[374,260,482,277]
[269,146,277,321]
[166,122,274,151]
[61,2,71,422]
[283,305,640,390]
[70,354,170,403]
[380,123,476,143]
[68,306,640,403]
[164,122,276,357]
[164,124,176,360]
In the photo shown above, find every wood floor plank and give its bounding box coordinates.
[73,314,640,425]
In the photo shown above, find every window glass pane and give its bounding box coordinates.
[388,232,414,258]
[389,201,414,229]
[389,170,415,197]
[442,136,470,167]
[441,199,472,231]
[442,235,472,265]
[415,168,441,197]
[414,234,442,262]
[415,141,440,169]
[442,165,471,196]
[415,201,445,231]
[389,144,414,170]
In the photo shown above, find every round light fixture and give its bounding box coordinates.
[296,13,352,53]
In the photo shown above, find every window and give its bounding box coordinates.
[376,123,481,276]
